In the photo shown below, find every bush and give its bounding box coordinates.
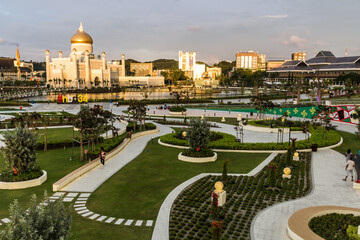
[0,167,43,182]
[182,149,214,157]
[309,213,360,240]
[0,193,72,240]
[87,135,127,160]
[347,225,360,240]
[170,106,187,112]
[126,122,156,132]
[1,126,38,174]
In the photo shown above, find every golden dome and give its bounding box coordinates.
[71,22,93,44]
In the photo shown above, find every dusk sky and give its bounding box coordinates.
[1,0,359,64]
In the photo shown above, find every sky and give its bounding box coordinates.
[0,0,359,64]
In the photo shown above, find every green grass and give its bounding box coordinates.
[70,210,152,240]
[87,138,268,220]
[0,147,86,217]
[334,130,360,155]
[0,127,79,144]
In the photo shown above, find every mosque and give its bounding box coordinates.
[46,22,164,89]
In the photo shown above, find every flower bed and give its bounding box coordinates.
[169,152,312,239]
[160,127,341,150]
[309,213,360,240]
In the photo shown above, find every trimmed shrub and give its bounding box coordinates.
[170,106,187,112]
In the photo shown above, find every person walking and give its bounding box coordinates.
[99,147,106,165]
[345,149,352,162]
[343,156,355,181]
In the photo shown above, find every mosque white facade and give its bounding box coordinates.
[46,23,164,89]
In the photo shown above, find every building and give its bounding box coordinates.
[257,54,266,71]
[235,51,266,71]
[130,62,154,76]
[292,52,307,61]
[178,51,206,80]
[46,22,164,89]
[267,60,286,71]
[206,67,222,80]
[0,47,34,81]
[268,51,360,80]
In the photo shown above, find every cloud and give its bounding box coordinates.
[187,26,203,32]
[280,35,307,48]
[259,14,288,19]
[0,38,18,45]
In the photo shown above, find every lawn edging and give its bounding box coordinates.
[158,137,343,153]
[178,152,217,163]
[0,170,47,190]
[52,127,159,192]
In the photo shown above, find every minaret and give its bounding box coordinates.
[71,48,78,88]
[102,52,106,70]
[121,54,125,77]
[58,51,63,58]
[45,50,51,85]
[85,50,91,89]
[16,45,21,80]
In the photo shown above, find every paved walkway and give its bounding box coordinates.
[251,149,360,240]
[62,123,172,192]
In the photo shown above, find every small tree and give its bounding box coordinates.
[221,160,229,185]
[0,193,72,240]
[1,126,37,173]
[187,118,211,152]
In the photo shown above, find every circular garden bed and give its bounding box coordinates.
[160,127,341,151]
[0,170,47,189]
[169,152,312,239]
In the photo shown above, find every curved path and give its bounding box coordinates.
[62,123,172,192]
[151,153,278,240]
[251,149,360,240]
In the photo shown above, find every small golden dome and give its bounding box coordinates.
[71,22,93,44]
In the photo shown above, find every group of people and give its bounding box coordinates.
[156,105,170,110]
[343,149,356,181]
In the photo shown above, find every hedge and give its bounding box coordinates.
[160,127,341,150]
[126,122,156,132]
[169,106,187,112]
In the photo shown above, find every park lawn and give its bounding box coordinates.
[0,127,79,143]
[0,147,86,217]
[70,212,152,240]
[87,138,269,220]
[334,130,360,155]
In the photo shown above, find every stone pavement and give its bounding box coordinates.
[251,149,360,240]
[61,123,172,192]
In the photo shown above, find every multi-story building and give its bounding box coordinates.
[257,54,266,71]
[130,62,153,76]
[236,51,266,71]
[292,52,307,61]
[267,60,286,71]
[178,51,206,80]
[0,54,34,81]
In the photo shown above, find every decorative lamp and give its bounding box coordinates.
[283,167,292,179]
[182,131,187,138]
[214,181,224,193]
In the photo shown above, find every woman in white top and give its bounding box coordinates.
[343,156,355,181]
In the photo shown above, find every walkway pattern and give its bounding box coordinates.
[251,149,360,240]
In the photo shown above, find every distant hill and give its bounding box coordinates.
[152,59,178,70]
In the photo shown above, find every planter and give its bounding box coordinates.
[0,170,47,190]
[169,111,186,115]
[178,152,217,163]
